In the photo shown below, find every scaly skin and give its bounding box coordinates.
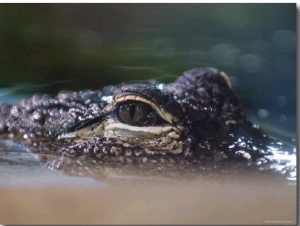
[0,68,289,174]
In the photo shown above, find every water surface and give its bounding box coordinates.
[0,3,297,225]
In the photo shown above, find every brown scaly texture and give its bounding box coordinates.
[0,68,283,167]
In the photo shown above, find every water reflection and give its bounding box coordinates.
[0,4,296,225]
[1,136,296,185]
[0,79,297,184]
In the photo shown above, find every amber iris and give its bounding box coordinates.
[115,101,166,126]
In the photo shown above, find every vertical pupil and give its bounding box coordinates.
[129,103,136,119]
[116,100,167,126]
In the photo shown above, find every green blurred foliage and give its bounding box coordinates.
[0,3,296,137]
[0,4,296,87]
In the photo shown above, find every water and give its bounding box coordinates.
[0,141,297,224]
[0,3,297,225]
[0,84,297,224]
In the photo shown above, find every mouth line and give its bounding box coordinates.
[67,115,105,132]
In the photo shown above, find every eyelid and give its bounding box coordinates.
[115,100,167,127]
[114,95,174,124]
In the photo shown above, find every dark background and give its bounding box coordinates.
[0,3,297,140]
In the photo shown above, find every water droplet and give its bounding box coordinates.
[210,43,241,66]
[156,83,164,90]
[279,114,286,123]
[277,95,287,107]
[101,95,113,104]
[257,109,269,118]
[239,53,261,73]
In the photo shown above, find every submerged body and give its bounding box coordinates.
[0,68,295,179]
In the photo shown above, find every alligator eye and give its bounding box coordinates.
[115,101,166,126]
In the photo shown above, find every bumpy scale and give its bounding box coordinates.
[0,68,282,168]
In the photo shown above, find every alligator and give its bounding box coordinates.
[0,67,296,179]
